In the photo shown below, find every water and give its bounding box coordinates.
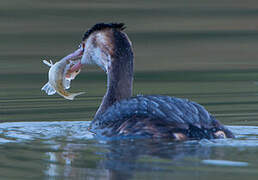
[1,0,258,179]
[0,122,258,180]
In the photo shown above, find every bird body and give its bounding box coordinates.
[90,95,233,139]
[55,23,234,140]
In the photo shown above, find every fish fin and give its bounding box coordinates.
[41,82,56,95]
[64,79,71,89]
[64,92,85,100]
[43,60,53,67]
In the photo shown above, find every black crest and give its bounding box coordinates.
[82,23,126,41]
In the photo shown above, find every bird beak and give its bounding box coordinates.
[62,43,85,75]
[61,48,83,62]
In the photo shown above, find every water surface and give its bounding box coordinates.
[0,122,258,180]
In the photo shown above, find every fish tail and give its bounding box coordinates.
[41,82,56,95]
[64,92,85,100]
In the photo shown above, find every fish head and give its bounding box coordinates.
[60,42,85,78]
[65,64,81,80]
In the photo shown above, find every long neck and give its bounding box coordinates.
[95,31,134,118]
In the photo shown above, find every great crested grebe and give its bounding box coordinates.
[63,23,234,140]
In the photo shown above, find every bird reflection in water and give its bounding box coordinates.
[44,138,227,180]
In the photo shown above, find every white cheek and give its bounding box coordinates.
[81,34,110,71]
[81,37,94,64]
[93,47,107,70]
[81,51,90,64]
[81,46,106,70]
[96,33,107,45]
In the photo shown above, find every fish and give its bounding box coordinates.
[41,59,85,100]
